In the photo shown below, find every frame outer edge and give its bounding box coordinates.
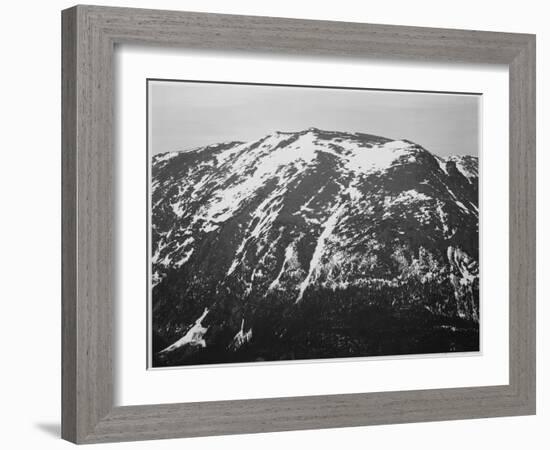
[83,3,115,443]
[63,5,116,443]
[509,35,536,413]
[61,5,78,443]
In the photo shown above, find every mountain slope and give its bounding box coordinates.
[151,128,479,366]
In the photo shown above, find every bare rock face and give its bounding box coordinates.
[151,128,479,366]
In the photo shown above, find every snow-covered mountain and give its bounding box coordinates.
[151,128,479,366]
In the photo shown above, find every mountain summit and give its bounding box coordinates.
[151,129,479,366]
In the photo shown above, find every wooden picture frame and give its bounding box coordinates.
[61,5,536,444]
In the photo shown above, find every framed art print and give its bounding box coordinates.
[62,5,535,444]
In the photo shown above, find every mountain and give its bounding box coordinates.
[151,128,479,367]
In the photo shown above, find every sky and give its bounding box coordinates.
[149,80,480,157]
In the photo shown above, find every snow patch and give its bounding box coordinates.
[174,248,194,268]
[448,156,478,183]
[296,202,346,302]
[268,242,298,292]
[436,201,450,236]
[159,308,210,353]
[344,140,412,173]
[228,319,253,351]
[435,156,448,175]
[384,189,431,208]
[154,152,178,163]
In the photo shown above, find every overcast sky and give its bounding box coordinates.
[149,80,480,157]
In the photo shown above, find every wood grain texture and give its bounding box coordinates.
[508,36,536,408]
[61,7,77,443]
[61,4,536,444]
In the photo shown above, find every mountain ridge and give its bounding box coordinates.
[151,128,479,366]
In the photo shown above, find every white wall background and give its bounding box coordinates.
[0,0,546,448]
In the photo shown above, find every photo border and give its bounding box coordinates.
[145,77,483,370]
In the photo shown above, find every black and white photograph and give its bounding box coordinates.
[149,80,480,368]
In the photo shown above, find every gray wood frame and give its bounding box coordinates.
[62,4,536,444]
